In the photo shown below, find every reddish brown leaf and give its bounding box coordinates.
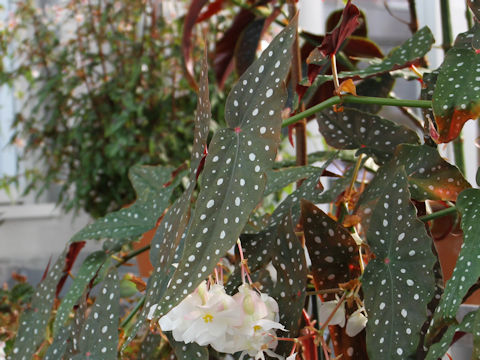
[234,18,266,76]
[11,272,27,283]
[317,0,360,57]
[41,257,52,282]
[195,143,208,180]
[56,241,86,297]
[215,9,255,88]
[325,7,366,37]
[329,323,368,360]
[433,106,480,143]
[182,0,209,91]
[336,79,356,96]
[234,8,280,77]
[195,0,225,23]
[214,1,277,88]
[127,274,147,292]
[301,200,360,301]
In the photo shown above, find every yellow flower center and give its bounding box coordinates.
[253,325,262,332]
[203,314,213,323]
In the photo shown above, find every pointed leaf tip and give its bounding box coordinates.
[151,17,298,319]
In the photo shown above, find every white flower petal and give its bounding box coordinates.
[346,309,368,337]
[319,300,346,327]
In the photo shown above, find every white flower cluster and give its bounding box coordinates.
[148,281,286,360]
[0,340,6,360]
[318,299,367,337]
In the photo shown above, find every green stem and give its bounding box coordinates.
[466,1,474,29]
[440,0,453,53]
[115,244,151,268]
[419,206,457,222]
[282,96,432,128]
[120,296,146,328]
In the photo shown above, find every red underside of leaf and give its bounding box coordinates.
[434,106,480,143]
[182,0,209,91]
[56,241,86,297]
[195,0,225,23]
[317,0,360,57]
[195,144,208,180]
[329,325,368,360]
[215,9,255,88]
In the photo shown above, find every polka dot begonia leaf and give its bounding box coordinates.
[264,165,323,196]
[71,268,120,360]
[425,308,480,360]
[431,189,480,324]
[316,108,419,165]
[10,248,68,360]
[166,332,209,360]
[238,211,307,345]
[272,150,337,169]
[149,50,211,270]
[267,162,356,230]
[137,332,163,360]
[43,320,71,360]
[310,26,434,82]
[124,52,211,347]
[46,290,89,359]
[432,46,480,143]
[430,17,480,143]
[53,250,108,335]
[361,169,436,359]
[150,16,298,320]
[301,200,360,301]
[71,165,178,242]
[468,0,480,23]
[357,144,470,217]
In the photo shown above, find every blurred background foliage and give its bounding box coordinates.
[0,0,235,218]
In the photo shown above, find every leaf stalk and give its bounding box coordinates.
[282,96,432,128]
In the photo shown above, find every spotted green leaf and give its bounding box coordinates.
[425,308,480,360]
[237,211,307,343]
[270,212,307,340]
[149,51,211,269]
[131,54,211,345]
[432,189,480,322]
[362,169,436,359]
[72,268,120,360]
[267,161,356,229]
[302,200,360,300]
[71,165,175,242]
[44,323,70,360]
[137,333,163,360]
[166,332,209,360]
[53,251,107,335]
[469,0,480,20]
[312,27,434,82]
[264,165,324,195]
[45,291,89,360]
[316,108,419,165]
[272,150,337,168]
[10,249,67,359]
[432,47,480,143]
[358,144,470,210]
[151,17,298,319]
